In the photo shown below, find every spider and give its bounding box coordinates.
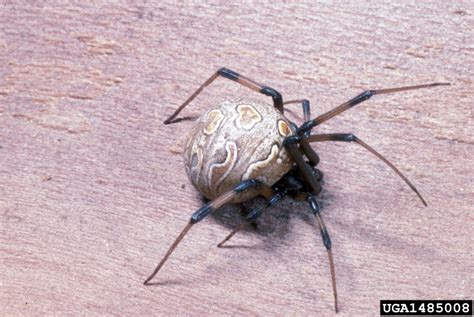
[144,67,449,312]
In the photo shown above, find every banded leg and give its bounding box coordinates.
[217,193,284,248]
[307,133,427,206]
[283,99,311,122]
[284,135,322,195]
[298,82,450,133]
[164,67,283,124]
[307,195,339,313]
[283,99,320,166]
[300,137,320,167]
[283,133,338,311]
[143,179,268,285]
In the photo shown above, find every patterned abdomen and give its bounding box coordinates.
[183,99,294,202]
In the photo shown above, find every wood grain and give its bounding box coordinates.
[1,2,472,316]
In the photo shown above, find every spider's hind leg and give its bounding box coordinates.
[165,68,284,124]
[143,179,266,285]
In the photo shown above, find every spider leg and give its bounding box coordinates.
[300,136,320,167]
[298,82,450,133]
[307,133,427,206]
[217,193,284,248]
[164,67,283,124]
[307,195,339,313]
[143,179,268,285]
[284,136,322,194]
[283,99,320,166]
[283,99,311,121]
[283,137,338,312]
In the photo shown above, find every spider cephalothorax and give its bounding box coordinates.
[144,67,448,313]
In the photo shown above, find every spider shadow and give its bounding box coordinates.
[143,270,212,288]
[207,190,334,253]
[144,279,186,287]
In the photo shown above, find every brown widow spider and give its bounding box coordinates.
[144,67,449,312]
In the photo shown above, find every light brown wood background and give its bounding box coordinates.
[1,2,472,316]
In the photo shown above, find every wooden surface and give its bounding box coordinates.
[1,2,472,316]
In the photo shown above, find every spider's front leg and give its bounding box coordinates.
[307,133,427,205]
[283,135,339,313]
[143,179,270,285]
[297,82,449,133]
[306,195,338,313]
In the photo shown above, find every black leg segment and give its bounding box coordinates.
[284,136,322,195]
[307,195,338,313]
[282,99,320,166]
[308,196,331,250]
[283,99,311,124]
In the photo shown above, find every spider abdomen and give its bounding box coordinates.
[183,99,294,202]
